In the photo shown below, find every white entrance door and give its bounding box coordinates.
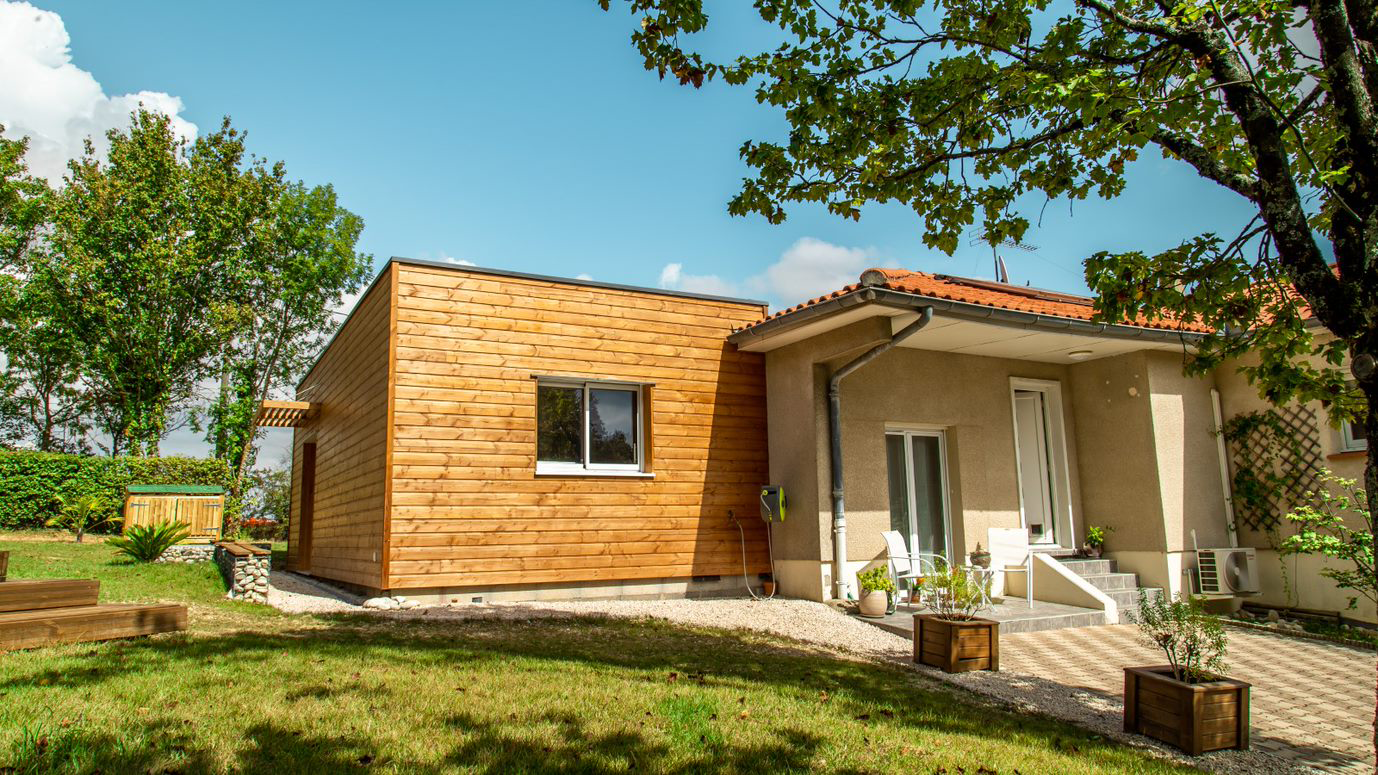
[1013,389,1058,545]
[884,430,951,560]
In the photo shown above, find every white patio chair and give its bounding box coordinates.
[988,527,1034,608]
[882,530,946,608]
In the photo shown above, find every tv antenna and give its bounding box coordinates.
[969,233,1039,284]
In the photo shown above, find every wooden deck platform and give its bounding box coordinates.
[0,579,99,612]
[0,550,188,652]
[0,603,188,651]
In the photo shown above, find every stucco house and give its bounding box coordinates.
[265,258,1370,624]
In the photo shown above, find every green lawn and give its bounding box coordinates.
[0,535,1196,774]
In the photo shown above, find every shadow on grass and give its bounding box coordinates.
[1,615,1201,774]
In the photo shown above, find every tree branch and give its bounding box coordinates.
[1148,127,1261,200]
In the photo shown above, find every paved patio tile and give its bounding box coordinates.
[1000,624,1375,773]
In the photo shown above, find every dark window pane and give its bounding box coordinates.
[885,434,910,538]
[589,388,637,465]
[537,385,583,463]
[909,435,947,557]
[1351,419,1368,442]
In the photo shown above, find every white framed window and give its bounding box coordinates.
[535,378,649,476]
[1341,417,1368,452]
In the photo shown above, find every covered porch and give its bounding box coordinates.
[731,269,1233,620]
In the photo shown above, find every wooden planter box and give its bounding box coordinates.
[913,614,999,673]
[1124,666,1250,755]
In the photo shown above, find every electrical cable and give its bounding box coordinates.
[731,501,777,601]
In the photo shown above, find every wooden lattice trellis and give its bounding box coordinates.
[1225,405,1326,533]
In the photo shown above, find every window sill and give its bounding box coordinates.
[535,466,654,479]
[1327,449,1367,461]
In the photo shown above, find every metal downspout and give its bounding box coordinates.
[827,306,934,599]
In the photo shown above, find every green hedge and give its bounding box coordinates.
[0,450,241,531]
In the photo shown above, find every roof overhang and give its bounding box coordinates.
[256,400,320,428]
[728,287,1207,363]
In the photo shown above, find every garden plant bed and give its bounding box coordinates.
[1123,666,1250,756]
[1221,616,1378,652]
[913,614,999,673]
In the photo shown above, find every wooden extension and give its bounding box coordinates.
[0,550,8,582]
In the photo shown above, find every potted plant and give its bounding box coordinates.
[913,565,998,672]
[968,542,991,569]
[1082,524,1112,558]
[856,566,894,618]
[1124,591,1250,755]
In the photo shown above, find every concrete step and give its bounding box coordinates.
[1032,547,1080,558]
[1056,558,1116,576]
[990,598,1108,634]
[1104,587,1163,609]
[1077,572,1139,592]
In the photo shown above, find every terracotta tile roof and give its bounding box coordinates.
[739,268,1215,334]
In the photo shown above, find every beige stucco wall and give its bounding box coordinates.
[763,316,1090,599]
[1213,335,1374,622]
[761,313,1246,603]
[829,344,1078,570]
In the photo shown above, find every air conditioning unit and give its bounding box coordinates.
[1197,547,1260,597]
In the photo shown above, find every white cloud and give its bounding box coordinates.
[442,256,476,266]
[574,273,593,281]
[658,262,740,297]
[746,237,893,303]
[659,237,898,308]
[0,1,197,182]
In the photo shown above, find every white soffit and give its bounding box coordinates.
[888,313,1192,363]
[733,305,884,352]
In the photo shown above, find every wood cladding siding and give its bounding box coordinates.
[287,267,393,589]
[386,264,771,590]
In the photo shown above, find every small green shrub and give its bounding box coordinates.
[45,494,121,543]
[921,565,990,621]
[857,566,895,594]
[1129,591,1227,683]
[108,521,192,563]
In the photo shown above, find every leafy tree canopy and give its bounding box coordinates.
[601,0,1374,417]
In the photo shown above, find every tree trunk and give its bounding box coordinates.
[1356,361,1377,771]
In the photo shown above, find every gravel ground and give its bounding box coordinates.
[266,573,1307,774]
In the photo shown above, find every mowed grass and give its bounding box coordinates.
[0,536,1197,774]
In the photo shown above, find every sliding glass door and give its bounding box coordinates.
[884,430,951,559]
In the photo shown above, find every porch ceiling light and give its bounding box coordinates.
[1068,349,1094,361]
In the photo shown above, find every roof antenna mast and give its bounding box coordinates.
[969,233,1039,284]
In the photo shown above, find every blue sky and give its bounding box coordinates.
[0,0,1257,457]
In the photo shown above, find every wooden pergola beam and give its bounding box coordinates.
[255,400,320,428]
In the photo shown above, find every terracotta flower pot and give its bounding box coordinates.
[1083,544,1103,559]
[914,614,999,673]
[858,589,888,618]
[1124,666,1250,755]
[762,581,776,597]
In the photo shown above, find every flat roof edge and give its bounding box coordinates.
[391,256,770,307]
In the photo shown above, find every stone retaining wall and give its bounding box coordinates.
[214,541,272,603]
[157,544,216,563]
